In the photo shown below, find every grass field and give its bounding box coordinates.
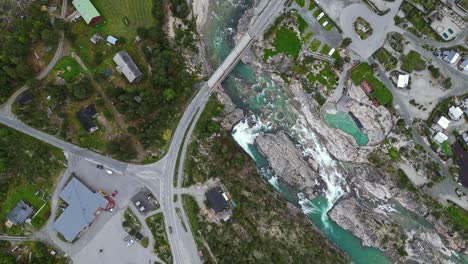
[274,27,301,58]
[93,0,155,39]
[351,63,393,105]
[54,56,82,82]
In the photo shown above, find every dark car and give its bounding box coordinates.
[168,226,172,234]
[96,164,104,169]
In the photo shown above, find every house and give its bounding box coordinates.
[436,116,450,130]
[53,177,110,242]
[448,106,464,121]
[90,33,102,44]
[454,143,468,188]
[72,0,102,26]
[77,105,98,133]
[457,58,468,71]
[442,50,460,64]
[433,131,448,144]
[106,35,118,45]
[113,51,143,83]
[397,74,410,88]
[206,187,229,214]
[6,201,33,226]
[462,132,468,146]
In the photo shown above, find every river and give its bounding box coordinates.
[200,1,458,264]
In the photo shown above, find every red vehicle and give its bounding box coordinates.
[111,190,118,197]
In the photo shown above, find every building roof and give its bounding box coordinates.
[113,51,143,83]
[433,132,448,144]
[72,0,101,24]
[460,59,468,70]
[53,177,109,242]
[205,187,228,213]
[436,116,450,130]
[448,106,463,120]
[454,143,468,188]
[444,50,460,63]
[397,74,410,88]
[6,201,33,225]
[106,35,118,45]
[77,107,98,133]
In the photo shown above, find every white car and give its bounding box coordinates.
[322,20,329,27]
[314,0,320,3]
[317,12,324,20]
[106,169,113,175]
[126,239,134,247]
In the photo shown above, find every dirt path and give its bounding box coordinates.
[71,52,147,161]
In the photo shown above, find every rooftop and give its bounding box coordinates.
[113,51,143,83]
[72,0,101,24]
[436,116,450,130]
[433,131,448,144]
[205,187,228,214]
[53,177,109,242]
[6,201,33,225]
[397,74,409,88]
[448,106,463,120]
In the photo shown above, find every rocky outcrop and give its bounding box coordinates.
[216,88,244,131]
[255,132,320,199]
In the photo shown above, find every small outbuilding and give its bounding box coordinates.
[106,35,118,45]
[448,106,464,121]
[397,74,410,88]
[436,116,450,130]
[6,201,33,226]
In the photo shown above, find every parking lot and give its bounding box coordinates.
[131,188,159,215]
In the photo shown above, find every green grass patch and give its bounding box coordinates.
[93,0,155,39]
[313,9,322,18]
[309,39,321,52]
[264,48,278,60]
[295,0,306,7]
[400,50,426,72]
[296,14,309,34]
[351,63,393,105]
[53,56,82,82]
[320,44,331,55]
[182,194,201,236]
[324,22,334,31]
[445,203,468,236]
[303,31,314,44]
[146,213,172,264]
[374,48,397,71]
[308,2,316,10]
[388,147,401,161]
[274,27,301,58]
[441,141,452,156]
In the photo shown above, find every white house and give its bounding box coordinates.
[106,35,118,45]
[433,131,448,144]
[442,50,460,64]
[448,106,463,121]
[436,116,450,130]
[397,74,410,88]
[113,51,143,83]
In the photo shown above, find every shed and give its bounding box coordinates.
[6,201,33,225]
[436,116,450,130]
[53,177,109,242]
[433,132,448,144]
[106,35,118,45]
[72,0,102,26]
[205,187,228,214]
[397,74,410,88]
[448,106,463,121]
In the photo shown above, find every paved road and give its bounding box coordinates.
[0,0,287,263]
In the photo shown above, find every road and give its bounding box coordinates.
[0,0,286,263]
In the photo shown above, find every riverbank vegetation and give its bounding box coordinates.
[0,125,65,235]
[0,241,69,264]
[146,213,172,263]
[182,95,349,263]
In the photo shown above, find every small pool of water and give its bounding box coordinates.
[325,111,369,145]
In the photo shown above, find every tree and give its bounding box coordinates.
[334,56,344,69]
[341,37,352,48]
[443,78,452,89]
[428,65,440,79]
[70,78,93,101]
[163,89,176,102]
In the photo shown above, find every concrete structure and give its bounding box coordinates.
[113,51,143,83]
[397,74,410,88]
[430,15,462,40]
[6,201,33,225]
[448,106,464,120]
[106,36,118,45]
[72,0,102,26]
[433,131,448,144]
[436,116,451,130]
[442,50,460,64]
[53,177,110,242]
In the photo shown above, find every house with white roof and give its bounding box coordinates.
[448,106,464,121]
[436,116,450,130]
[442,50,460,64]
[433,131,448,144]
[106,35,118,45]
[113,51,143,83]
[397,74,410,88]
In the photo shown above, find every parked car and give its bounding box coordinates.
[96,164,103,169]
[106,169,113,175]
[111,190,118,197]
[126,239,134,247]
[124,236,130,242]
[168,226,173,234]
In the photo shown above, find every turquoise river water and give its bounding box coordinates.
[201,1,466,263]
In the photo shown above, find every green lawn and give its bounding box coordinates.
[93,0,155,39]
[295,0,306,7]
[309,39,321,52]
[351,63,393,105]
[400,50,426,72]
[388,147,401,161]
[53,56,82,82]
[296,14,309,34]
[274,27,301,57]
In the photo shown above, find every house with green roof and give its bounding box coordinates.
[72,0,102,26]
